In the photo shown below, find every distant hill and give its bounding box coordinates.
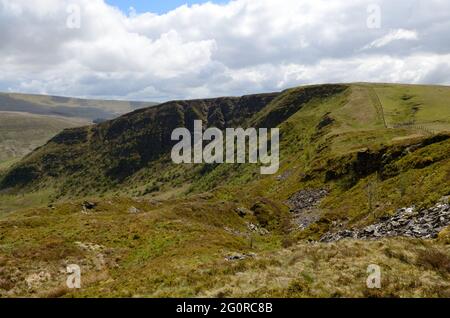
[0,92,158,121]
[0,92,158,170]
[0,112,88,171]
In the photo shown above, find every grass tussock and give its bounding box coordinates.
[416,248,450,276]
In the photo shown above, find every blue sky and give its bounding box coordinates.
[105,0,229,14]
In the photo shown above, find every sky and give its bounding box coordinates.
[1,0,450,102]
[105,0,229,15]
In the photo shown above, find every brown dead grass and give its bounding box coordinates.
[416,248,450,276]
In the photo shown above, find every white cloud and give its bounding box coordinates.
[0,0,449,101]
[362,29,419,50]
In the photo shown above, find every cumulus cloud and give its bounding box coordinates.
[0,0,449,101]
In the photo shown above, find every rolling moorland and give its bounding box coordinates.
[0,93,157,173]
[0,112,88,173]
[0,92,156,122]
[0,83,449,297]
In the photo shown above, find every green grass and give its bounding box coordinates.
[0,195,284,297]
[0,158,18,172]
[0,111,87,164]
[0,196,448,297]
[372,84,450,131]
[0,189,54,216]
[1,83,450,297]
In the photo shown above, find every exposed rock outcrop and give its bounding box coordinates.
[286,189,328,229]
[321,197,450,242]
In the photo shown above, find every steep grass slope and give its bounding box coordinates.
[0,83,449,297]
[0,91,282,195]
[0,85,345,197]
[1,83,449,216]
[1,83,449,214]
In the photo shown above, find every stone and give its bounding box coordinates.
[286,188,329,229]
[320,197,450,242]
[405,207,415,214]
[128,206,140,214]
[225,253,256,261]
[236,207,251,217]
[286,189,329,212]
[82,201,97,210]
[246,222,270,235]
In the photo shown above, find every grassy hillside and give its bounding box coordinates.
[0,90,282,197]
[0,195,449,298]
[0,112,88,171]
[372,84,450,131]
[0,83,449,297]
[0,92,157,121]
